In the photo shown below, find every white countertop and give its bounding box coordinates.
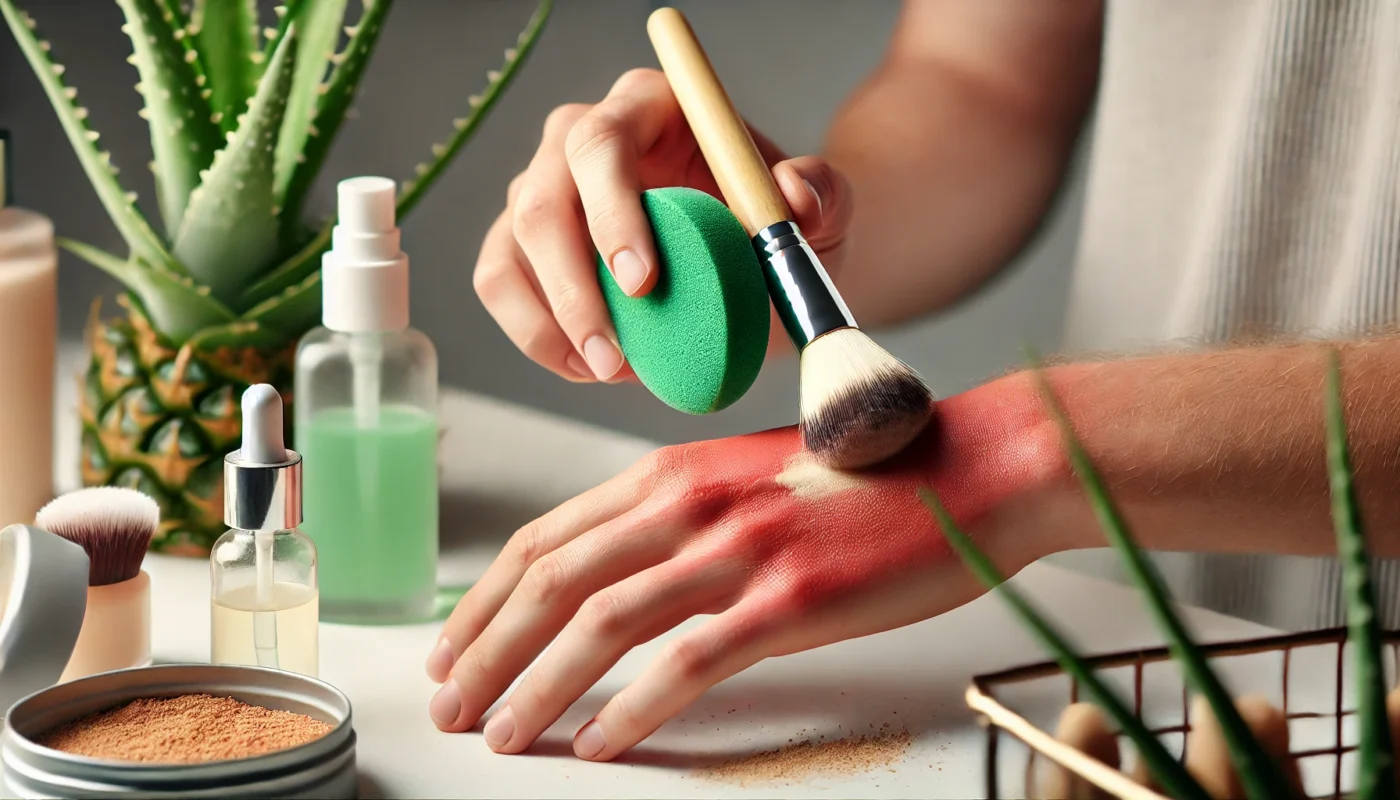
[14,350,1290,798]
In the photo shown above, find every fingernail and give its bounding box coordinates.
[610,249,648,296]
[429,680,463,727]
[483,707,516,749]
[565,353,591,379]
[802,179,823,221]
[425,638,454,683]
[574,720,606,759]
[583,335,623,381]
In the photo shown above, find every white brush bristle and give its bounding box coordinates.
[35,487,159,586]
[799,328,936,470]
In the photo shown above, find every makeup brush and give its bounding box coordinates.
[35,486,159,682]
[647,7,935,470]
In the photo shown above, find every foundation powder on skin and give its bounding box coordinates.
[36,694,332,764]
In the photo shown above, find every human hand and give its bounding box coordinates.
[423,372,1071,760]
[472,68,853,384]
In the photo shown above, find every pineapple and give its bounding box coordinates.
[3,0,551,555]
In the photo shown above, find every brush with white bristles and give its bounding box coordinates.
[34,487,160,682]
[648,8,935,469]
[36,487,159,586]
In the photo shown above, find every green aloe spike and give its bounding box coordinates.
[398,0,552,218]
[244,0,553,308]
[173,23,299,304]
[0,0,174,271]
[1324,349,1396,800]
[276,0,395,234]
[189,0,258,133]
[919,488,1212,800]
[9,0,549,333]
[273,0,347,203]
[116,0,221,235]
[58,239,235,342]
[1024,350,1298,799]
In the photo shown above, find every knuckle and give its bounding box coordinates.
[512,185,565,239]
[611,67,664,96]
[661,635,715,682]
[546,279,591,328]
[506,173,527,204]
[544,103,590,137]
[508,521,551,571]
[521,552,572,606]
[564,113,626,166]
[452,647,490,686]
[579,590,630,638]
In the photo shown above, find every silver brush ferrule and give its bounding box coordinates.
[223,450,303,531]
[753,221,858,350]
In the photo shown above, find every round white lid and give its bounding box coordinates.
[0,524,90,714]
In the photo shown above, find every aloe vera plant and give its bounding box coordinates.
[932,348,1392,798]
[3,0,552,554]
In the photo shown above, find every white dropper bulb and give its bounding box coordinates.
[240,384,288,464]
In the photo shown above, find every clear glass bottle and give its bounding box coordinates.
[211,384,319,677]
[295,177,439,625]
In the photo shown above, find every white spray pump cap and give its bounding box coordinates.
[322,176,410,332]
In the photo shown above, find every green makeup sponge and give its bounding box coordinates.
[598,187,769,414]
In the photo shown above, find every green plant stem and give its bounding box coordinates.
[1025,348,1298,800]
[918,488,1211,800]
[1324,349,1396,800]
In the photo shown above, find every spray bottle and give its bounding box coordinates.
[295,176,439,625]
[211,384,319,677]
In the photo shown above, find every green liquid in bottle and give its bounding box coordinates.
[301,405,438,624]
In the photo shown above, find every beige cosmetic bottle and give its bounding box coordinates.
[0,132,57,529]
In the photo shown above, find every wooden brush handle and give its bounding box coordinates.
[647,7,791,236]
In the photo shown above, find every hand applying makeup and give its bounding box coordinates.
[423,371,1069,760]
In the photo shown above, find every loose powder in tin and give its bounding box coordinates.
[695,727,915,786]
[37,694,332,764]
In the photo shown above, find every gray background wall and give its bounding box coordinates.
[1,0,1086,445]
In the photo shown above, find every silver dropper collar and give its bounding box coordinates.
[224,385,302,531]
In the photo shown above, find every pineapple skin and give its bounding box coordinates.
[79,295,296,556]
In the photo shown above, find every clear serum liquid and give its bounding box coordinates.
[211,583,320,678]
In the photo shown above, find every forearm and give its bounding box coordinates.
[823,0,1102,327]
[1044,336,1400,559]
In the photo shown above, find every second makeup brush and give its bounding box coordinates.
[35,486,159,682]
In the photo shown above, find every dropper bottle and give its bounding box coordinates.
[211,384,319,677]
[295,176,439,625]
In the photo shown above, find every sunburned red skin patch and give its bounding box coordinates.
[646,374,1061,615]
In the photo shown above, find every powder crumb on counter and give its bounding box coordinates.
[37,694,332,764]
[695,727,915,786]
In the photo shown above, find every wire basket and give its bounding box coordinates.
[968,627,1400,799]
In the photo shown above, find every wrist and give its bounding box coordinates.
[926,368,1083,568]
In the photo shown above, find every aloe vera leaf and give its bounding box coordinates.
[396,0,552,219]
[189,0,258,133]
[116,0,221,235]
[917,488,1210,800]
[238,219,331,307]
[273,0,346,203]
[1324,349,1396,800]
[59,239,235,343]
[1,1,175,270]
[241,270,322,338]
[277,0,395,231]
[1024,352,1298,799]
[173,24,299,307]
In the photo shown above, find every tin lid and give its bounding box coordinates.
[0,524,90,713]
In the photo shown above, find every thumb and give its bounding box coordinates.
[772,157,852,254]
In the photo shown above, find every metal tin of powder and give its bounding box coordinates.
[2,664,357,799]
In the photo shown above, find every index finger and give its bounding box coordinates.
[566,68,680,299]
